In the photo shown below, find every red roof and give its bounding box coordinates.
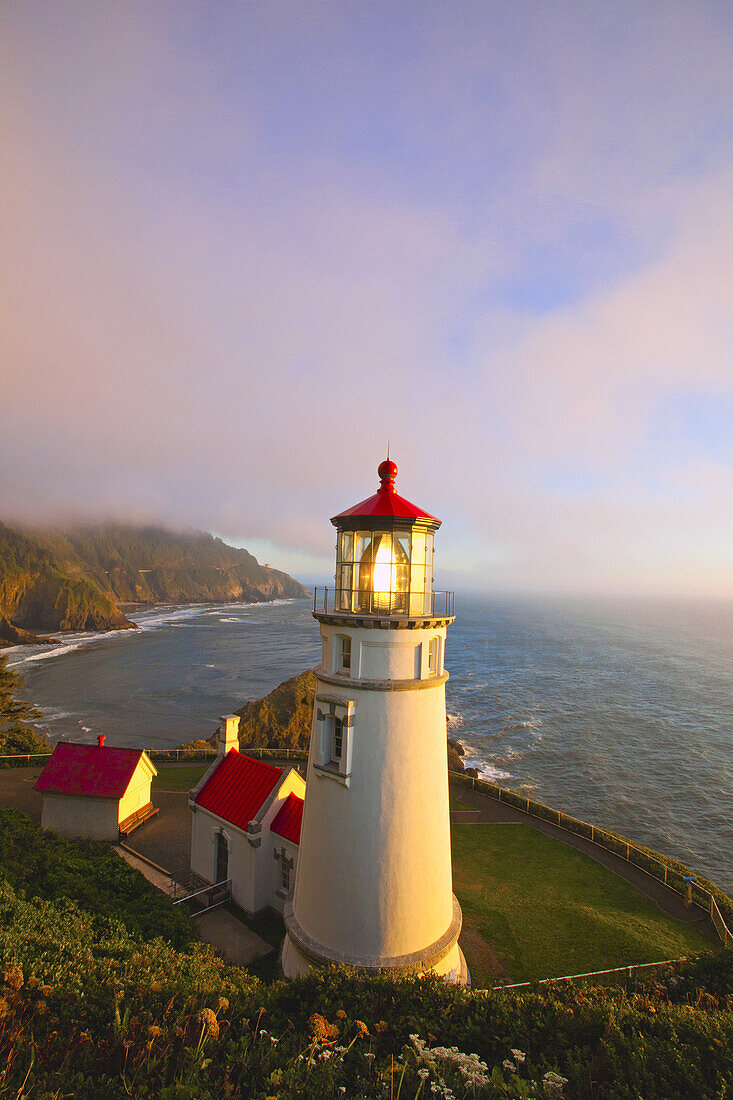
[195,751,283,831]
[35,742,149,799]
[332,460,439,526]
[271,792,304,844]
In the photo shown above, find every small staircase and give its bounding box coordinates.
[172,871,232,916]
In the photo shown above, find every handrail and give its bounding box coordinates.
[172,877,231,906]
[451,769,733,948]
[313,586,454,618]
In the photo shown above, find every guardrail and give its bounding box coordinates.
[147,747,218,763]
[0,752,52,767]
[495,957,687,991]
[451,770,733,949]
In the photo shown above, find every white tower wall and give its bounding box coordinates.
[283,620,465,979]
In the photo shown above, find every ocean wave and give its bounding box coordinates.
[446,711,464,729]
[474,761,513,783]
[19,642,88,663]
[457,738,513,783]
[505,717,543,732]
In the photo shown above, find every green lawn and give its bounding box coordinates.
[450,794,475,811]
[153,764,210,791]
[452,823,712,988]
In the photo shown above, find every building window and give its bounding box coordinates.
[330,715,343,762]
[428,636,440,674]
[281,858,291,891]
[215,831,229,884]
[315,697,356,785]
[337,634,351,673]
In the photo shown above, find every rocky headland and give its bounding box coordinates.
[181,669,477,774]
[0,521,309,647]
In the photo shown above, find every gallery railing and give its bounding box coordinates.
[313,586,454,618]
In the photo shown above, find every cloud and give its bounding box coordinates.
[1,1,732,595]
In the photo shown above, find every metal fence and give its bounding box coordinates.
[0,752,52,767]
[494,957,688,992]
[451,770,733,949]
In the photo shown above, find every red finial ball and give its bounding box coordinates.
[378,459,398,483]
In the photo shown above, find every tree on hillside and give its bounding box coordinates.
[0,655,48,754]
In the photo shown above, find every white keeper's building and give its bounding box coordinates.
[189,716,305,917]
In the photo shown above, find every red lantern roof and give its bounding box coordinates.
[331,460,440,526]
[195,751,283,831]
[270,792,304,844]
[35,741,152,799]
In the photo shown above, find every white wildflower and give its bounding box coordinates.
[511,1048,527,1064]
[542,1070,569,1098]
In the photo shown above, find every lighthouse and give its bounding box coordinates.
[282,460,468,983]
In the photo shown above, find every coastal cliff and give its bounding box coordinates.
[0,522,309,647]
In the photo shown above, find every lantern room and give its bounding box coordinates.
[329,460,444,617]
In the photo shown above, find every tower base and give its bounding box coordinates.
[281,897,470,986]
[282,934,469,985]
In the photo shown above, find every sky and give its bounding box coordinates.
[1,1,732,596]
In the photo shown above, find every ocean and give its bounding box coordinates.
[6,594,733,892]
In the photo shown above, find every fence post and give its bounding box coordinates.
[664,866,668,885]
[626,843,630,860]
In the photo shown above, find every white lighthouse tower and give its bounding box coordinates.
[282,459,468,983]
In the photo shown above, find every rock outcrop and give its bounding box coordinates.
[233,668,472,769]
[235,670,317,751]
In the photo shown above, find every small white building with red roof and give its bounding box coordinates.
[35,735,157,841]
[189,715,305,918]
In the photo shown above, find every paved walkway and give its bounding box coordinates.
[115,843,272,965]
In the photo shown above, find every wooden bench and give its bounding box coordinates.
[119,802,159,838]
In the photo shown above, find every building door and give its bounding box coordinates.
[215,832,229,884]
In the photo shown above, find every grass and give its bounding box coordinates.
[450,793,476,811]
[153,763,210,790]
[452,822,712,988]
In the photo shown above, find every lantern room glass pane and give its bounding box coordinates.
[340,532,354,563]
[338,565,353,610]
[355,533,372,562]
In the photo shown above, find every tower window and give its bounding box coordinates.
[338,635,351,672]
[428,637,440,674]
[281,859,291,891]
[331,716,343,762]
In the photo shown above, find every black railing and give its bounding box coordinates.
[313,587,454,618]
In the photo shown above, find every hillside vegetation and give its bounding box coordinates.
[0,811,731,1098]
[0,522,308,645]
[0,654,49,755]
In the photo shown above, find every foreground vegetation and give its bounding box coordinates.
[453,823,712,986]
[0,811,731,1098]
[0,654,49,755]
